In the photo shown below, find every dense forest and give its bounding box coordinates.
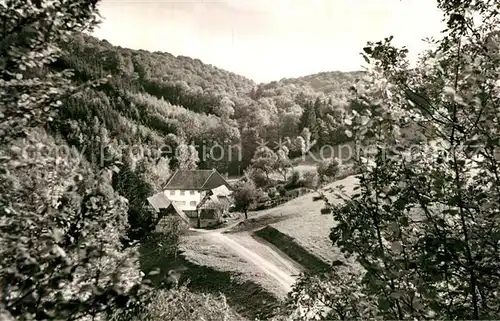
[49,33,360,177]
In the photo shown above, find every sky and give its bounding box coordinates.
[93,0,444,83]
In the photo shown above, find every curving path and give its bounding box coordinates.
[208,231,302,296]
[187,175,360,297]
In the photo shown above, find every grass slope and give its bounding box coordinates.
[180,233,286,299]
[228,175,359,265]
[254,226,330,273]
[269,175,359,264]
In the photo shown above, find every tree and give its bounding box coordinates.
[292,135,307,156]
[1,131,143,320]
[279,112,300,139]
[175,143,199,170]
[250,146,277,179]
[213,96,235,118]
[232,180,259,220]
[240,126,260,170]
[283,264,377,320]
[288,1,500,319]
[243,166,271,189]
[113,159,155,240]
[0,1,147,319]
[274,146,293,181]
[136,156,171,192]
[299,101,318,141]
[300,128,316,155]
[0,0,104,145]
[316,157,340,184]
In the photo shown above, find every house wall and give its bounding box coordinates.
[163,189,206,211]
[199,219,218,228]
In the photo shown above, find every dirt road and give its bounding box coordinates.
[186,175,360,297]
[207,231,302,297]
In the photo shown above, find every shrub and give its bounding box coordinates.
[287,170,304,189]
[302,171,319,190]
[256,189,270,203]
[267,186,280,199]
[317,157,340,183]
[118,287,241,321]
[276,184,287,196]
[320,208,331,215]
[245,167,271,188]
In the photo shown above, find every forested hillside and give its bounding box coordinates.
[277,70,365,94]
[49,33,361,179]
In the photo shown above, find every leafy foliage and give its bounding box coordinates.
[316,158,341,184]
[232,180,261,220]
[0,0,102,144]
[274,146,293,180]
[120,287,242,321]
[0,132,143,320]
[46,32,362,179]
[285,1,500,319]
[0,1,147,320]
[251,146,278,178]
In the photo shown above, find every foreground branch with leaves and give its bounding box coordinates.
[283,1,500,320]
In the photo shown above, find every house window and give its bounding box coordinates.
[180,190,185,196]
[190,190,195,195]
[190,201,197,206]
[176,201,186,206]
[169,190,175,196]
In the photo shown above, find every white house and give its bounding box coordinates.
[147,169,233,228]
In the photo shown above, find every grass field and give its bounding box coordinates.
[139,239,278,321]
[227,174,360,265]
[269,175,359,264]
[180,233,286,298]
[254,226,331,272]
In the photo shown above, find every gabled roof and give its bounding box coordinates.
[198,195,232,211]
[147,192,190,223]
[169,201,183,216]
[147,193,172,212]
[197,185,233,210]
[163,169,231,190]
[210,185,232,197]
[168,201,190,223]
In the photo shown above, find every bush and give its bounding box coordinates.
[256,189,270,203]
[317,157,341,183]
[276,184,287,196]
[267,186,280,199]
[245,167,271,188]
[302,171,319,190]
[284,187,310,199]
[320,208,332,215]
[287,170,304,189]
[120,287,241,321]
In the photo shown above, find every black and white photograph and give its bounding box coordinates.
[1,0,500,320]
